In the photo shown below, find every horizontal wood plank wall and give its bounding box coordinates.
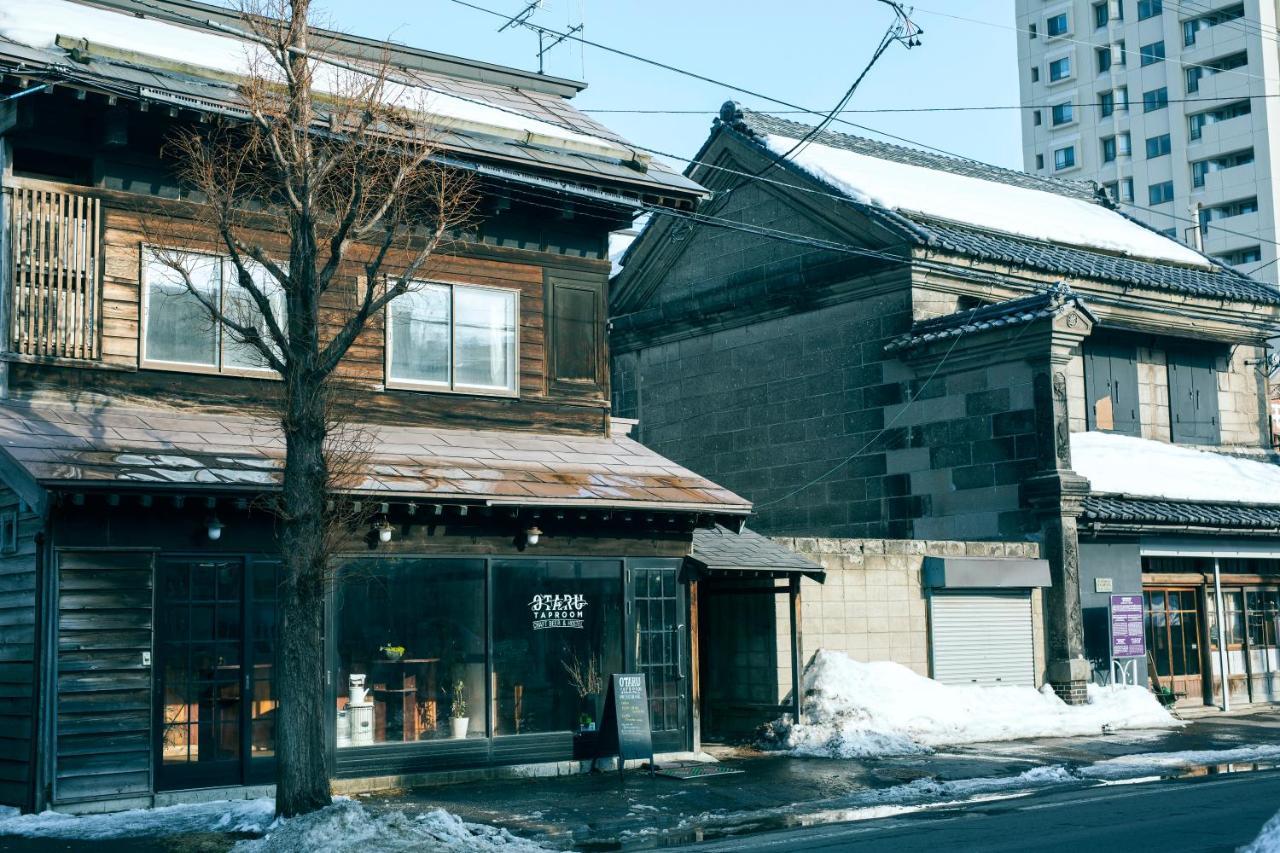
[54,552,153,804]
[81,203,609,432]
[0,485,40,809]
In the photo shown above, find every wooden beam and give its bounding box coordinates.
[789,574,803,723]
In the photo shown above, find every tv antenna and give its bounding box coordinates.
[497,1,583,74]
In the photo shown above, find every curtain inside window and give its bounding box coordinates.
[389,285,451,385]
[453,287,516,392]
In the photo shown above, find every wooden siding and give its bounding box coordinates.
[3,180,612,435]
[54,552,153,804]
[0,484,40,809]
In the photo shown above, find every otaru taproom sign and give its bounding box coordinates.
[529,593,588,630]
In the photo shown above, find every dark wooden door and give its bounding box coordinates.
[155,557,277,790]
[630,563,688,754]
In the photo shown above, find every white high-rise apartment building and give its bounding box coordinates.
[1016,0,1280,283]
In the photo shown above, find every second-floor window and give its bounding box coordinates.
[142,248,284,375]
[1167,348,1221,444]
[1084,339,1140,436]
[386,282,518,396]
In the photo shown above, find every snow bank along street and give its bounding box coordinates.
[768,650,1178,758]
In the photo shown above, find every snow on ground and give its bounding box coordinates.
[1071,431,1280,505]
[1243,809,1280,853]
[763,133,1211,269]
[0,798,546,851]
[1079,744,1280,780]
[0,0,621,155]
[770,650,1176,759]
[0,798,275,839]
[234,800,548,852]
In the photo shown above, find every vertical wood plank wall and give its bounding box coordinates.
[8,185,102,360]
[54,552,153,804]
[0,485,40,809]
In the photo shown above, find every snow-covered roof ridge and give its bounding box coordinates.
[717,105,1223,273]
[1071,431,1280,507]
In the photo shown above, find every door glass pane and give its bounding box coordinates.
[389,285,451,385]
[453,286,517,392]
[335,558,486,746]
[144,250,219,366]
[490,560,622,735]
[159,560,242,769]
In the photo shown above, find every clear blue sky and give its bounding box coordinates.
[307,0,1023,171]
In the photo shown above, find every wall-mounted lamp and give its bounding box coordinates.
[525,525,543,547]
[374,517,393,544]
[206,515,224,541]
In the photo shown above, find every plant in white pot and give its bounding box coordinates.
[450,680,469,739]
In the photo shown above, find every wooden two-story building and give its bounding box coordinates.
[0,0,762,814]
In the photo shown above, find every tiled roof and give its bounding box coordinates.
[0,5,702,201]
[687,526,825,579]
[1081,495,1280,530]
[885,285,1094,352]
[725,108,1280,306]
[0,401,750,515]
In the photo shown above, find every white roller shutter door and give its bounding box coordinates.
[929,590,1035,687]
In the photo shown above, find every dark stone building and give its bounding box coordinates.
[612,104,1280,707]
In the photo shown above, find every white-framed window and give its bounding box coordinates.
[141,248,285,376]
[1054,145,1077,170]
[386,281,519,396]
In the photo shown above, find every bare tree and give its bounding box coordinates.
[153,0,476,816]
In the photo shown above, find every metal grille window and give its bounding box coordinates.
[8,184,102,360]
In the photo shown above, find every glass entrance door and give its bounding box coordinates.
[156,557,277,790]
[1144,588,1204,704]
[1245,589,1280,702]
[630,564,688,753]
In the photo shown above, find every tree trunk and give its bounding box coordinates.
[274,377,332,816]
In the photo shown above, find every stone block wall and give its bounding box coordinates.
[766,537,1045,706]
[1137,346,1172,442]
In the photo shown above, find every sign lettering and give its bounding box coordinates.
[529,593,587,630]
[1110,594,1146,659]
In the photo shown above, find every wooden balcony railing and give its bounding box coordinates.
[7,183,102,360]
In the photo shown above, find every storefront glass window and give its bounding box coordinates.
[335,559,486,747]
[491,560,623,735]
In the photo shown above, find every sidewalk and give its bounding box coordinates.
[361,707,1280,850]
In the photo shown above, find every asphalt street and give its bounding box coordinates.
[689,768,1280,852]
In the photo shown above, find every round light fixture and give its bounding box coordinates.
[525,525,542,546]
[206,515,224,541]
[375,518,393,543]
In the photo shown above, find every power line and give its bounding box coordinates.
[581,93,1280,115]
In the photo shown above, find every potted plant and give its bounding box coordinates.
[450,679,469,739]
[562,651,604,731]
[579,712,596,733]
[379,643,405,662]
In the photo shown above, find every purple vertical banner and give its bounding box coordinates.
[1110,594,1146,659]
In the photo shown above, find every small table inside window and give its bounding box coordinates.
[370,657,440,741]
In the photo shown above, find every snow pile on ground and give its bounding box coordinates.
[234,800,548,852]
[1071,431,1280,505]
[1243,810,1280,853]
[763,133,1210,268]
[0,798,275,839]
[768,650,1176,758]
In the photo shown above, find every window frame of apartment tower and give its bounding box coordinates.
[1048,54,1072,82]
[1188,100,1250,141]
[1046,11,1071,38]
[1149,180,1176,206]
[1051,102,1074,126]
[1143,86,1169,113]
[1054,144,1077,171]
[1145,133,1172,160]
[1139,40,1166,67]
[1137,0,1163,21]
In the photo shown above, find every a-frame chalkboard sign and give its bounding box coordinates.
[594,673,654,774]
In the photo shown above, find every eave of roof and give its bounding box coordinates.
[1081,494,1280,531]
[886,284,1094,353]
[687,526,825,580]
[0,401,751,517]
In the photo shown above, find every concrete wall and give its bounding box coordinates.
[767,538,1046,706]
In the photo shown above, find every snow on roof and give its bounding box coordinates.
[763,133,1212,270]
[1071,431,1280,505]
[0,0,628,158]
